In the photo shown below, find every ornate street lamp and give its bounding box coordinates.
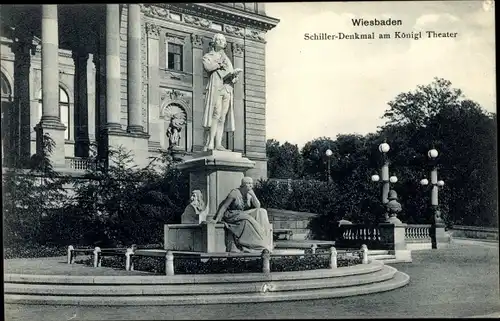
[325,149,333,183]
[371,142,398,207]
[420,148,445,249]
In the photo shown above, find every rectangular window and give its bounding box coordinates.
[167,43,183,71]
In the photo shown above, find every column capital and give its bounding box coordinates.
[72,50,90,63]
[146,22,161,39]
[232,43,244,57]
[191,34,204,49]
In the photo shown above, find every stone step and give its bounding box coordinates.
[368,250,390,255]
[370,254,396,260]
[4,271,410,305]
[4,266,398,296]
[5,262,384,285]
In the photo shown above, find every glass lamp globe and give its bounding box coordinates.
[379,143,390,153]
[371,174,380,182]
[428,149,439,159]
[325,149,333,157]
[420,178,429,185]
[389,176,398,183]
[437,180,445,187]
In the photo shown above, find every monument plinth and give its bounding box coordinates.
[178,150,256,219]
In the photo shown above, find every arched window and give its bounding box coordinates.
[38,87,71,140]
[1,72,11,100]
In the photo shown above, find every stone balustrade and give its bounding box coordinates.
[65,157,97,171]
[405,224,432,241]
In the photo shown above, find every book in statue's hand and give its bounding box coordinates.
[223,69,243,82]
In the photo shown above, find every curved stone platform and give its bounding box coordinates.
[4,260,409,305]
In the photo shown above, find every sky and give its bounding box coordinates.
[264,1,496,148]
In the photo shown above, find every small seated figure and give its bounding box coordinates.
[181,190,209,224]
[208,177,273,253]
[386,190,403,224]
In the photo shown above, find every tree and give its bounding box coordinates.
[3,133,71,247]
[381,79,497,227]
[300,137,337,181]
[266,139,303,179]
[63,147,189,247]
[383,77,463,128]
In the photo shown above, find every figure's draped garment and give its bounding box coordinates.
[201,50,236,132]
[222,189,273,252]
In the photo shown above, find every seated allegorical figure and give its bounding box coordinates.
[208,177,273,253]
[181,190,209,224]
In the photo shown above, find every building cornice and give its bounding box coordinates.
[185,3,280,31]
[142,3,279,32]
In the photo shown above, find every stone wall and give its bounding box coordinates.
[267,208,318,240]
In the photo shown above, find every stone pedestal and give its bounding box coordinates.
[106,131,150,168]
[431,222,449,249]
[34,122,67,169]
[177,150,256,218]
[379,222,412,262]
[164,223,226,253]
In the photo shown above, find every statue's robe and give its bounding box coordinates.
[201,49,236,132]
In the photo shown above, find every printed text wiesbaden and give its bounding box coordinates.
[351,18,402,27]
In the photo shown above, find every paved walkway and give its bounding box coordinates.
[4,241,500,320]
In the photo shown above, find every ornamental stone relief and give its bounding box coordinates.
[191,34,204,48]
[160,88,193,121]
[140,4,266,43]
[146,23,161,39]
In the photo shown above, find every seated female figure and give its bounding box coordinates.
[208,177,273,253]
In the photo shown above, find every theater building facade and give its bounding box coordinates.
[1,3,278,179]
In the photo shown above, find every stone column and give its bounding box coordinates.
[87,54,96,144]
[36,4,66,168]
[73,50,90,157]
[12,39,32,167]
[105,4,122,131]
[146,22,162,151]
[191,34,205,152]
[40,5,61,124]
[232,43,245,153]
[127,4,143,133]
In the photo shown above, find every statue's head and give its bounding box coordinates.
[212,33,227,50]
[190,190,205,211]
[240,176,254,192]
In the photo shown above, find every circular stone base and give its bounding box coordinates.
[4,261,410,306]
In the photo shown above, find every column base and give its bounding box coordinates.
[127,125,144,133]
[106,123,124,133]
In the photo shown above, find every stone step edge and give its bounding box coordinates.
[4,266,397,296]
[4,272,410,306]
[370,255,397,260]
[5,261,384,285]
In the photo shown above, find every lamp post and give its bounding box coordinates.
[325,149,333,183]
[371,142,399,222]
[420,148,445,249]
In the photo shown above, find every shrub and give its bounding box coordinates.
[75,253,362,274]
[4,245,66,259]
